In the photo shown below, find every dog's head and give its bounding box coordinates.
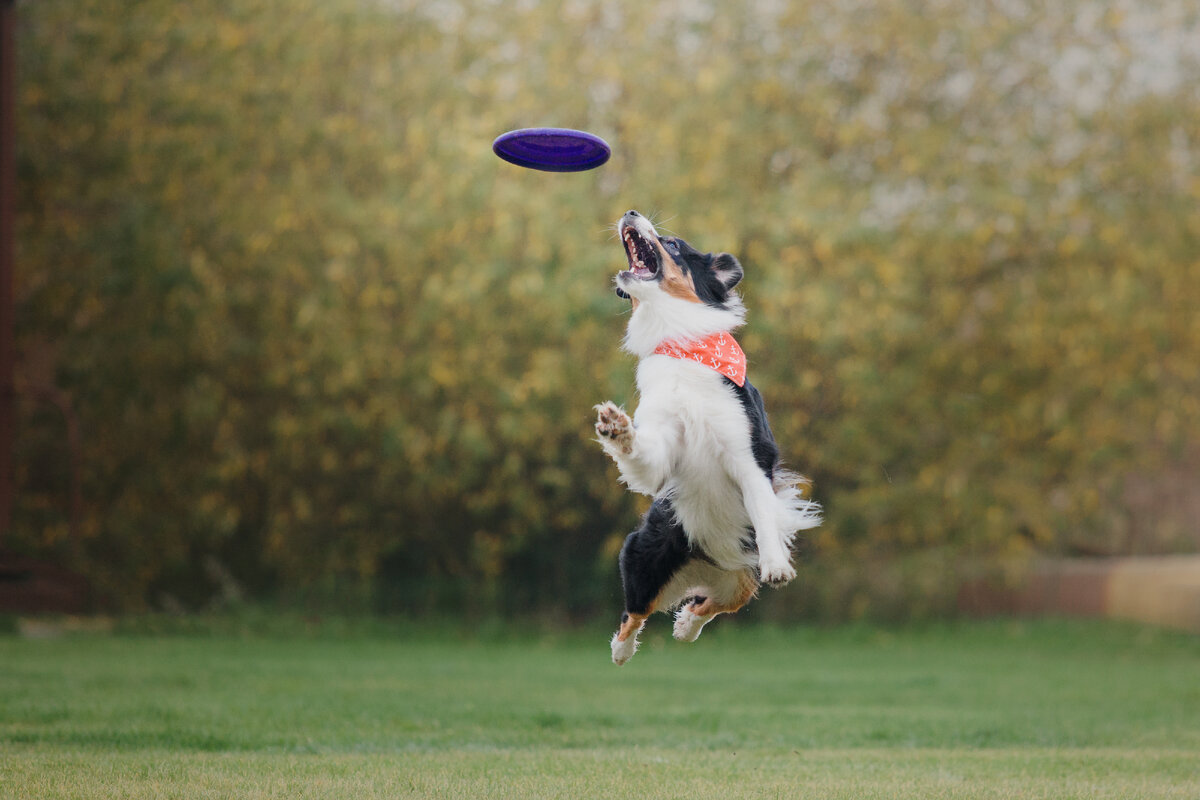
[615,210,743,310]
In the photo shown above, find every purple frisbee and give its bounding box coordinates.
[492,127,611,172]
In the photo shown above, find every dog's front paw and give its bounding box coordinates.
[594,401,634,456]
[759,558,797,587]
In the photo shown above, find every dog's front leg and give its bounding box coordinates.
[594,402,674,496]
[739,469,797,586]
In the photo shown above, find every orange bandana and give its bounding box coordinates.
[653,331,747,387]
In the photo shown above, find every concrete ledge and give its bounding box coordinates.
[1107,556,1200,632]
[958,555,1200,633]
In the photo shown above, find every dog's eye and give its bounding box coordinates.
[663,239,680,256]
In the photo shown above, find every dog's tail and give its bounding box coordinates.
[773,469,823,550]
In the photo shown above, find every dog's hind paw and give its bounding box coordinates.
[594,401,634,456]
[610,631,638,665]
[673,606,715,642]
[759,558,796,587]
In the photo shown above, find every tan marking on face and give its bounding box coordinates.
[654,240,702,303]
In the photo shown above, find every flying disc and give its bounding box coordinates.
[492,128,611,172]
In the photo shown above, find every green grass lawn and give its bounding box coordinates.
[1,619,1198,798]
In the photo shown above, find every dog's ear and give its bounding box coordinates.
[713,253,743,289]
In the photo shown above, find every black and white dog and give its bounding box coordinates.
[595,210,821,665]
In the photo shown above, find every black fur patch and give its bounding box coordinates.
[618,498,694,615]
[662,237,742,308]
[725,376,779,482]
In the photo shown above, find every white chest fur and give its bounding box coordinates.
[632,355,763,571]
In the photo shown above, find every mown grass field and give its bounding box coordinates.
[1,619,1198,798]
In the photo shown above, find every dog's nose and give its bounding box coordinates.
[625,210,640,218]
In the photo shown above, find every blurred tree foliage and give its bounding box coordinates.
[12,0,1200,616]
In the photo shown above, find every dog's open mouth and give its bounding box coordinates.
[622,226,660,280]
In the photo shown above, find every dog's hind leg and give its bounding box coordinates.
[611,612,648,666]
[672,569,757,642]
[672,599,715,643]
[611,498,690,665]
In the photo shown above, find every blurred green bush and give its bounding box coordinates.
[12,0,1200,617]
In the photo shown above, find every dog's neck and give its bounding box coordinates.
[654,332,747,386]
[621,292,746,359]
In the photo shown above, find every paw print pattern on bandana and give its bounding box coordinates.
[654,332,747,386]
